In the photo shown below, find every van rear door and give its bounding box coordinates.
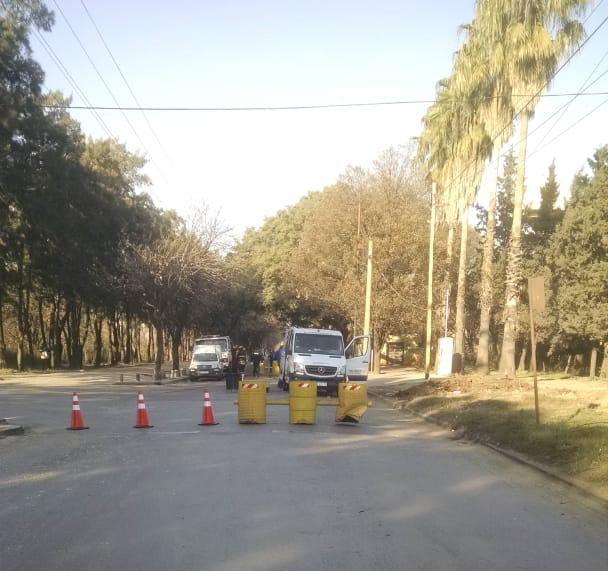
[345,335,371,381]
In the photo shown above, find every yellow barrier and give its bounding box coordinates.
[289,381,317,425]
[336,382,368,423]
[238,380,267,424]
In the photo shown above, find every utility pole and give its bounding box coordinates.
[425,182,437,380]
[353,199,362,334]
[363,239,373,336]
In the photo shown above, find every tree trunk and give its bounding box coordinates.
[154,323,164,380]
[476,151,499,374]
[125,309,132,364]
[23,264,35,366]
[171,328,181,371]
[38,299,47,350]
[49,299,56,368]
[453,210,469,374]
[16,242,25,371]
[134,321,141,363]
[109,317,121,365]
[500,111,529,378]
[600,346,608,379]
[93,317,103,367]
[589,346,598,379]
[24,266,34,365]
[0,295,7,369]
[147,323,153,362]
[517,346,527,374]
[66,299,86,369]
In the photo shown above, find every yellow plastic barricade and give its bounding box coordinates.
[238,380,267,424]
[289,381,317,425]
[336,382,368,423]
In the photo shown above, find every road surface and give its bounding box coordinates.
[1,374,606,571]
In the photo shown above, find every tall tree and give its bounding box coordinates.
[480,0,591,377]
[549,146,608,377]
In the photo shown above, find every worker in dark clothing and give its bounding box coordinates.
[251,352,262,377]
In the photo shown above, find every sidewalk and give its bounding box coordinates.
[366,366,440,395]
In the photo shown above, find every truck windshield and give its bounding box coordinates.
[294,334,343,356]
[196,338,228,352]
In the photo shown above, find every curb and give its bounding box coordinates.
[112,376,189,386]
[368,389,608,509]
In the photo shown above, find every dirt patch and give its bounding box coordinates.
[394,374,608,499]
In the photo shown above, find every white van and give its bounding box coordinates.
[194,335,232,371]
[278,327,371,395]
[189,346,223,381]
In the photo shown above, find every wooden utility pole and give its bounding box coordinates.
[528,276,545,425]
[425,182,437,379]
[363,239,373,336]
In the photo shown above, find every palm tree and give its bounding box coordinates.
[420,63,490,373]
[473,0,590,377]
[453,19,514,374]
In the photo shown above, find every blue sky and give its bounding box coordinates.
[30,0,608,234]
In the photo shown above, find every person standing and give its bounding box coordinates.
[251,352,262,378]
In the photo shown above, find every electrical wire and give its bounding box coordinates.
[527,94,608,160]
[534,48,608,148]
[51,3,151,154]
[78,0,172,164]
[51,0,170,189]
[505,66,608,155]
[33,29,117,141]
[16,90,608,112]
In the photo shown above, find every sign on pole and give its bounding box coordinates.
[528,276,546,312]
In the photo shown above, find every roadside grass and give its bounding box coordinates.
[396,376,608,498]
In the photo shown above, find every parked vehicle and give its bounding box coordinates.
[194,335,233,371]
[278,327,371,395]
[189,347,223,381]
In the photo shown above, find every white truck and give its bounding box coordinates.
[193,335,233,372]
[278,327,371,396]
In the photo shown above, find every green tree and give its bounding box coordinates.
[549,146,608,378]
[479,0,591,377]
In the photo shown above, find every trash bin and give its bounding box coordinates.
[289,381,317,424]
[335,382,368,423]
[238,380,267,424]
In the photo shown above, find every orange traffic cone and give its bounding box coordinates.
[134,391,153,428]
[67,391,89,430]
[198,391,218,426]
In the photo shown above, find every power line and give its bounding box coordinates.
[528,95,608,160]
[50,1,151,155]
[78,0,172,164]
[534,47,608,148]
[33,29,117,141]
[15,90,608,112]
[50,0,170,190]
[529,65,608,150]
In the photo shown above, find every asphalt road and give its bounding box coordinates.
[1,375,606,571]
